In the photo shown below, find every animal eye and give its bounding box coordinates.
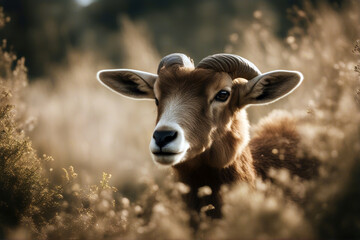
[214,90,230,102]
[155,98,159,106]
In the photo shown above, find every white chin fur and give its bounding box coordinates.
[149,121,189,166]
[150,151,187,166]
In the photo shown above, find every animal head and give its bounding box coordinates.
[97,53,303,167]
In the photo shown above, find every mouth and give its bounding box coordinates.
[153,151,179,156]
[151,151,184,165]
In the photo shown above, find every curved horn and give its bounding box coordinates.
[196,54,261,80]
[157,53,194,74]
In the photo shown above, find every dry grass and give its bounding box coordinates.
[1,1,360,239]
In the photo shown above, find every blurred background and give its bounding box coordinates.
[0,0,352,182]
[0,0,359,239]
[0,0,345,78]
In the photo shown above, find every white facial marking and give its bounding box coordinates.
[150,98,190,166]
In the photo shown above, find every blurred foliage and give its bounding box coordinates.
[0,28,60,236]
[0,0,79,78]
[0,0,346,78]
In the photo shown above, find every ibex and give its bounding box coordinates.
[97,53,316,218]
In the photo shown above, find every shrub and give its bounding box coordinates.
[0,22,59,238]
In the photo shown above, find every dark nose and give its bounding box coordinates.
[153,130,178,148]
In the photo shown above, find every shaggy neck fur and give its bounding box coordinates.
[173,109,255,218]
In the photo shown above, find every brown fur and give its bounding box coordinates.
[153,67,317,218]
[250,110,319,181]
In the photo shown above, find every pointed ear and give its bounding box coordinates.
[97,69,157,99]
[241,70,303,106]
